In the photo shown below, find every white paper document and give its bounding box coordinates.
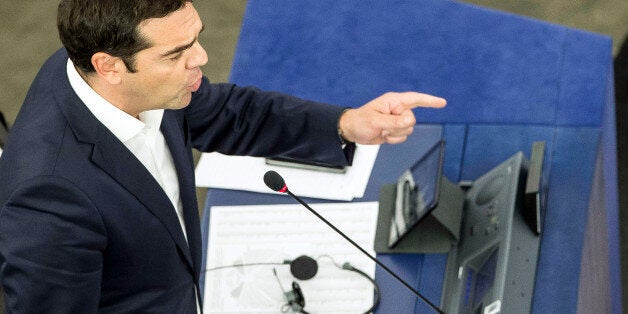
[203,202,379,314]
[194,144,379,201]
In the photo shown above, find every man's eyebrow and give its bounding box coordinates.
[161,24,205,57]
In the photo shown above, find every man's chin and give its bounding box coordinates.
[169,93,192,110]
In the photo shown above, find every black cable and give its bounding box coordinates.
[344,264,381,314]
[317,255,381,314]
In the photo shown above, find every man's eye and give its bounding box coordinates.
[170,53,183,61]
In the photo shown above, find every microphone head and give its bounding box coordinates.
[264,170,287,192]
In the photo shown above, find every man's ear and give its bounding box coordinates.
[90,52,126,84]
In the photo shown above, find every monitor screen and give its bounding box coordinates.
[461,247,499,313]
[388,140,445,248]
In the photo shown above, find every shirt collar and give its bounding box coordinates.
[66,59,164,142]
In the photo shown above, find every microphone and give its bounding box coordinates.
[263,170,444,314]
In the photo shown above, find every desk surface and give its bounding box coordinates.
[201,0,617,312]
[201,123,602,313]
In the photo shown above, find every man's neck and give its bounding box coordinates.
[75,66,141,119]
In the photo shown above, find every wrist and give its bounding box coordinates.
[337,108,353,145]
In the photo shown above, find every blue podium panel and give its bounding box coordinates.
[231,0,611,127]
[535,128,601,313]
[201,0,618,313]
[414,254,449,314]
[373,254,424,313]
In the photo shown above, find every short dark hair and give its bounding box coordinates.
[57,0,190,73]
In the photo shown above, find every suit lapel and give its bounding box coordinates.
[161,111,202,278]
[90,133,195,270]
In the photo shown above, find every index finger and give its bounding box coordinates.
[395,92,447,109]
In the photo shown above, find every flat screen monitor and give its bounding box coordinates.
[388,140,445,248]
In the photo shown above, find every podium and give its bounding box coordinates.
[200,0,618,313]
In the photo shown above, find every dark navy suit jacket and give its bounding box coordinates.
[0,49,351,313]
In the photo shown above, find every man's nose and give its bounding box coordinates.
[187,41,208,69]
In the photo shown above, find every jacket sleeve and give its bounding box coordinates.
[183,78,353,166]
[0,176,107,313]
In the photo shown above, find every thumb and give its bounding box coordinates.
[373,109,416,130]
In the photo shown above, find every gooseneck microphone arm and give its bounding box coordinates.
[263,171,444,314]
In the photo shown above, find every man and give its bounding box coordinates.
[0,0,446,312]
